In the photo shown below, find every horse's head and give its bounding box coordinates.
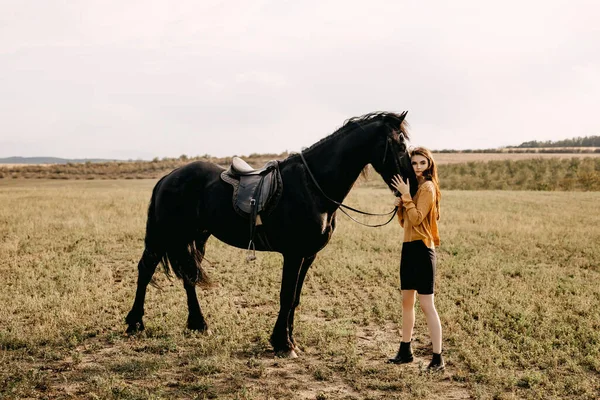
[368,111,418,197]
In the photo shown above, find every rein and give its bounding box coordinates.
[299,135,404,228]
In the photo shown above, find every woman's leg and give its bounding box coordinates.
[402,290,417,341]
[418,294,442,353]
[388,290,417,363]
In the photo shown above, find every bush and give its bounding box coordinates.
[439,157,600,191]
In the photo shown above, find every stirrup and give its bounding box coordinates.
[246,240,256,262]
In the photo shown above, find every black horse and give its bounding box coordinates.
[125,111,416,357]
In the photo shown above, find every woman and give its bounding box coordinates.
[388,147,444,371]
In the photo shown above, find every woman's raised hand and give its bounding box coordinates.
[391,174,410,196]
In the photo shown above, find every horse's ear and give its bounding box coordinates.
[399,111,408,124]
[390,111,409,140]
[384,111,408,133]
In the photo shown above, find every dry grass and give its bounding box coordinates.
[1,179,599,399]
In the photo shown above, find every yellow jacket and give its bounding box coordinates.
[398,180,440,248]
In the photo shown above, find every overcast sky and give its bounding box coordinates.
[1,0,598,159]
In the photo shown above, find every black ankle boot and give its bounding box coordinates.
[427,352,445,371]
[387,341,413,364]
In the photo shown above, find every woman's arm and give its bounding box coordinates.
[391,176,410,228]
[401,183,434,225]
[394,197,404,227]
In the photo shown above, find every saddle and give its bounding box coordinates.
[221,157,283,260]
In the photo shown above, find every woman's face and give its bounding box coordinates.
[411,154,429,178]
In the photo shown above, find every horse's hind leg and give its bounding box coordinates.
[181,233,210,332]
[184,280,208,331]
[125,248,160,333]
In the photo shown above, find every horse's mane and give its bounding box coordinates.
[345,111,410,140]
[302,111,410,155]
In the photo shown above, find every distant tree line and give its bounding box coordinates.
[511,135,600,148]
[434,135,600,153]
[436,147,600,154]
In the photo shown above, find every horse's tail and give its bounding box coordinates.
[145,175,211,287]
[143,175,168,287]
[164,241,212,287]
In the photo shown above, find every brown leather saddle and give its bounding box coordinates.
[221,157,283,260]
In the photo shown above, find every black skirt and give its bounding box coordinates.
[400,240,436,295]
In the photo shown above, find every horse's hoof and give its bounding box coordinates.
[187,324,209,333]
[187,317,208,331]
[188,328,212,336]
[125,321,144,335]
[276,349,298,359]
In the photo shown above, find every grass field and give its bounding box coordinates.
[1,179,599,399]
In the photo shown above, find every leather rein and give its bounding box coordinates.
[299,133,407,228]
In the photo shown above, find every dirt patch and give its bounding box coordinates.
[0,163,51,169]
[247,356,363,400]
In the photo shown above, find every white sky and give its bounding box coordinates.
[1,0,598,159]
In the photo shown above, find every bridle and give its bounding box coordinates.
[299,125,408,228]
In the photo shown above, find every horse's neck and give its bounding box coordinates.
[303,125,376,207]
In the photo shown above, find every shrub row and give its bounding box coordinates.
[439,157,600,191]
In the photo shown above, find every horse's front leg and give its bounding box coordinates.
[270,255,303,357]
[288,254,316,351]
